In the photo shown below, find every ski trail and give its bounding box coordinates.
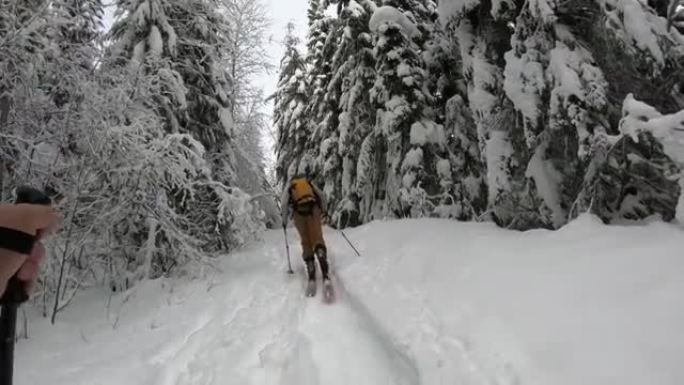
[149,233,419,385]
[282,277,420,385]
[149,242,307,385]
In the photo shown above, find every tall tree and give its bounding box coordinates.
[273,22,309,185]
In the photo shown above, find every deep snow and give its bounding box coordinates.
[15,215,684,385]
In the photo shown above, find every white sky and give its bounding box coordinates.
[259,0,308,167]
[102,0,309,168]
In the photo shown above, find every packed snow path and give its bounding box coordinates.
[148,237,418,385]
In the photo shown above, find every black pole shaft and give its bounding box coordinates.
[0,306,16,382]
[339,230,361,257]
[284,227,294,274]
[0,302,17,385]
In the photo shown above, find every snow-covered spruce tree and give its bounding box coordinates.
[109,0,235,172]
[369,4,447,218]
[305,0,342,215]
[568,0,684,223]
[109,0,263,255]
[303,0,378,226]
[395,0,483,220]
[437,0,683,227]
[497,2,611,228]
[438,1,546,229]
[273,22,310,186]
[426,13,488,220]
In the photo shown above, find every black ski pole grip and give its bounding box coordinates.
[0,187,51,305]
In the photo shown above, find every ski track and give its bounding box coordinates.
[149,237,419,385]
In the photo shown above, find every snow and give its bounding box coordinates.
[148,25,163,57]
[503,45,545,134]
[603,0,675,67]
[620,93,684,164]
[132,40,146,63]
[369,6,420,39]
[618,94,684,222]
[437,158,451,179]
[409,121,427,146]
[402,147,424,169]
[16,217,684,385]
[437,0,480,23]
[529,0,556,22]
[485,130,514,204]
[525,138,565,228]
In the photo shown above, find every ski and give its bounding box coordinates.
[305,279,317,297]
[322,278,335,304]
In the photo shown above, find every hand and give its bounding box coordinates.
[0,204,58,297]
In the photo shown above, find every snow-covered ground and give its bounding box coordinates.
[15,215,684,385]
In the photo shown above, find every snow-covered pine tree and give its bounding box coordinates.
[109,0,234,165]
[273,22,309,185]
[328,0,378,226]
[109,0,263,256]
[569,0,684,223]
[437,0,683,227]
[305,0,342,213]
[446,1,555,229]
[304,0,380,225]
[369,3,445,218]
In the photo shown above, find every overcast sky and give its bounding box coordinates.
[260,0,308,165]
[103,1,308,165]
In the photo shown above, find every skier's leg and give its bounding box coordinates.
[294,213,315,280]
[310,208,329,280]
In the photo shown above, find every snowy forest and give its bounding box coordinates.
[3,0,684,319]
[274,0,684,230]
[1,0,279,321]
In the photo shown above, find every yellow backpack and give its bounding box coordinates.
[290,178,316,208]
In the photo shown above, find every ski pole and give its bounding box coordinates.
[283,226,294,274]
[339,229,361,257]
[0,186,51,385]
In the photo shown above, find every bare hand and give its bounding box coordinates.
[0,204,58,297]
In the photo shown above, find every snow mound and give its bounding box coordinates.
[369,6,420,39]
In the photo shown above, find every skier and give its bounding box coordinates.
[281,174,331,296]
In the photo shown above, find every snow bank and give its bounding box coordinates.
[339,216,684,385]
[369,6,420,39]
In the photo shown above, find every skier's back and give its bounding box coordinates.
[281,175,330,295]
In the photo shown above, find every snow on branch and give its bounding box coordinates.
[620,94,684,164]
[369,6,420,39]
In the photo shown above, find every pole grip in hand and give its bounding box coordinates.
[0,187,52,305]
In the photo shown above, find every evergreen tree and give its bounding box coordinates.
[370,3,443,218]
[273,22,309,185]
[110,0,234,165]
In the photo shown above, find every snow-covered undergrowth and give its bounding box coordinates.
[16,216,684,385]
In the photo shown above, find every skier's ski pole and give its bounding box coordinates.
[339,229,361,257]
[0,186,51,385]
[283,226,294,274]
